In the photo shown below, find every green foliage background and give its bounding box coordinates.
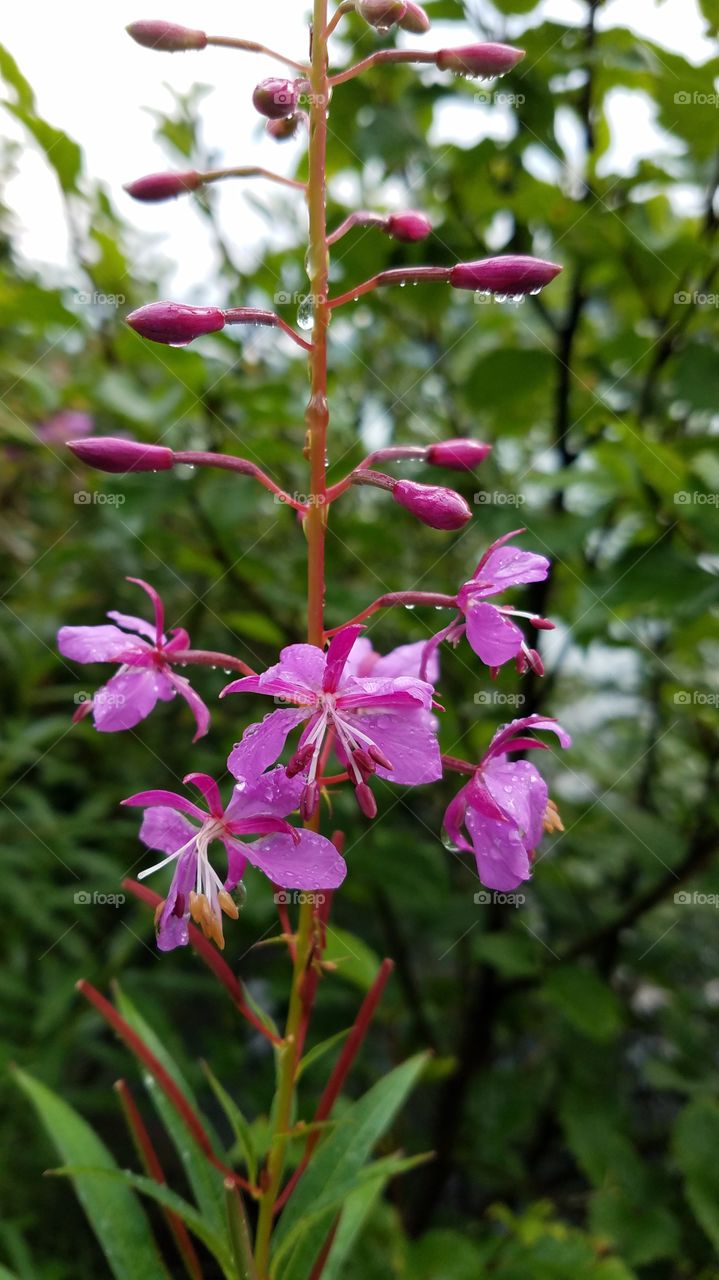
[1,0,719,1275]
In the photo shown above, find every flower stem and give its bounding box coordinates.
[253,5,330,1273]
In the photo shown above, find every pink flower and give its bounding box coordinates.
[57,578,209,739]
[124,770,345,951]
[455,531,553,673]
[444,715,570,891]
[344,635,440,683]
[221,625,442,819]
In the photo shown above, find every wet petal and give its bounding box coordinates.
[138,806,197,856]
[244,829,346,888]
[471,544,549,595]
[106,611,158,644]
[58,624,149,665]
[157,846,197,951]
[227,707,309,779]
[323,625,363,692]
[465,806,531,891]
[225,764,304,824]
[170,672,210,741]
[484,759,547,849]
[372,640,440,683]
[92,667,174,732]
[344,705,442,785]
[463,601,524,667]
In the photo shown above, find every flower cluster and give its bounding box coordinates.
[57,4,572,952]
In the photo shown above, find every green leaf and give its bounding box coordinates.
[673,1097,719,1251]
[202,1060,258,1183]
[296,1027,350,1080]
[271,1053,429,1277]
[13,1069,168,1280]
[113,986,228,1245]
[322,925,382,990]
[50,1166,235,1279]
[544,966,623,1041]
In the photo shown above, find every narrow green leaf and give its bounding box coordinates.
[50,1166,235,1279]
[202,1059,258,1183]
[296,1027,350,1080]
[13,1069,168,1280]
[322,925,382,990]
[271,1052,429,1276]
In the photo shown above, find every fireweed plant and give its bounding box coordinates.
[50,5,572,1277]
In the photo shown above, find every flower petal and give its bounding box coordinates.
[463,601,524,667]
[484,759,547,849]
[485,713,572,760]
[244,829,346,888]
[127,577,165,646]
[471,543,549,594]
[106,611,158,644]
[372,640,441,683]
[183,773,223,816]
[157,846,197,951]
[138,806,198,855]
[465,806,531,891]
[170,673,210,741]
[228,707,309,780]
[123,790,207,821]
[344,705,442,785]
[58,624,149,664]
[92,668,174,732]
[322,625,363,692]
[225,764,304,825]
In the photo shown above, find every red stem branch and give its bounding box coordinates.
[324,591,458,637]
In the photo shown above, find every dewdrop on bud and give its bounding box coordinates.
[68,437,175,474]
[399,1,430,33]
[426,439,492,471]
[393,480,472,531]
[253,78,299,120]
[124,170,203,202]
[450,255,562,296]
[126,301,225,346]
[385,211,432,243]
[126,21,207,52]
[358,0,407,29]
[436,43,525,78]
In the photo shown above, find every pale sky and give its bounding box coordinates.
[0,0,714,293]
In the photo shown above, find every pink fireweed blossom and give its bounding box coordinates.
[222,625,442,819]
[344,635,440,683]
[57,578,209,739]
[124,769,346,951]
[437,530,554,676]
[444,715,570,891]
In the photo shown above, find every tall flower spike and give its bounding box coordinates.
[124,770,346,950]
[444,716,570,891]
[57,578,210,739]
[221,625,442,819]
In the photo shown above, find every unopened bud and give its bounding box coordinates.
[385,211,432,243]
[436,43,525,78]
[266,115,302,141]
[358,0,407,29]
[399,1,430,33]
[393,479,472,531]
[426,439,492,471]
[126,20,207,52]
[126,301,225,346]
[253,78,299,120]
[355,782,378,819]
[450,255,562,296]
[124,170,203,202]
[68,437,174,474]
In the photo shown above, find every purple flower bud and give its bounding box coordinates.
[126,21,207,52]
[68,437,175,474]
[252,78,299,120]
[358,0,407,29]
[355,782,378,819]
[436,43,525,78]
[124,170,203,202]
[426,439,492,471]
[126,302,225,347]
[393,480,472,531]
[450,255,562,297]
[266,115,302,141]
[399,1,430,33]
[385,211,432,243]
